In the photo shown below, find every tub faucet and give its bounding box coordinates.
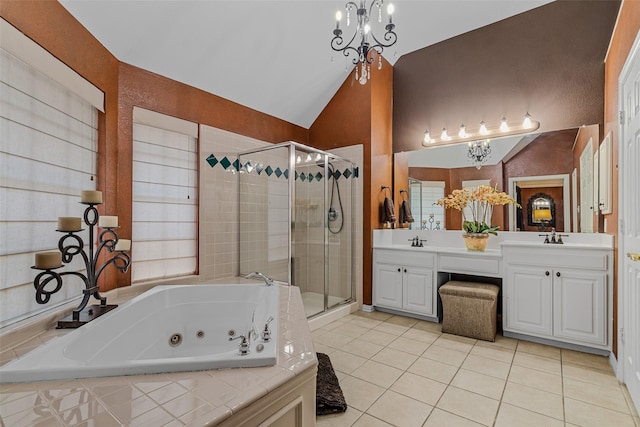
[229,334,250,356]
[244,272,275,286]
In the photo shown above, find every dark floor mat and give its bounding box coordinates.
[316,352,348,415]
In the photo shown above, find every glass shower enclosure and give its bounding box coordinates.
[238,142,355,318]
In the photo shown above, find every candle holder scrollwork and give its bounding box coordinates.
[33,201,131,328]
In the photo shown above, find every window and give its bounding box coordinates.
[132,110,198,282]
[409,180,445,229]
[0,46,99,325]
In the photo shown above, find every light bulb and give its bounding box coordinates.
[306,154,312,162]
[479,121,489,135]
[523,112,532,129]
[364,23,371,34]
[387,4,395,15]
[315,153,322,161]
[500,117,509,132]
[441,128,450,141]
[296,155,301,164]
[336,11,342,21]
[423,130,431,144]
[458,124,467,138]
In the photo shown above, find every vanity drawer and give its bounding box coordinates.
[374,249,435,268]
[504,249,608,271]
[438,254,502,277]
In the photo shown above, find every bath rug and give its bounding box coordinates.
[316,352,347,415]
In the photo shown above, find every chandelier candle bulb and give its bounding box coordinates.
[114,239,131,252]
[99,216,118,228]
[35,251,62,269]
[80,190,102,204]
[57,217,81,231]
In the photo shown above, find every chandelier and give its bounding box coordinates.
[331,1,397,85]
[468,140,491,169]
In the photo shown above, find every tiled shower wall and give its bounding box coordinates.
[198,125,363,308]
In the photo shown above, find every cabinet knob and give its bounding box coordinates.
[397,268,401,272]
[545,271,550,276]
[556,271,561,277]
[404,269,407,273]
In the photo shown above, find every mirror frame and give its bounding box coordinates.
[507,174,570,232]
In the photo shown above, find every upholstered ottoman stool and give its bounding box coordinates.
[439,281,500,342]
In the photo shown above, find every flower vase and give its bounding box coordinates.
[462,233,489,252]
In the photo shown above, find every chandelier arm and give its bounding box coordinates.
[368,0,384,17]
[369,29,397,50]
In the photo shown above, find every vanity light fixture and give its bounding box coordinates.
[331,0,397,85]
[420,113,540,147]
[467,139,491,169]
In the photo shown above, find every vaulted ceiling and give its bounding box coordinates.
[59,0,552,128]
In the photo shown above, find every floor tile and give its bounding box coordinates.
[450,368,506,400]
[340,339,384,359]
[502,381,564,421]
[561,362,620,389]
[371,347,419,371]
[561,349,612,371]
[494,403,564,427]
[314,331,356,349]
[436,386,499,426]
[326,350,368,374]
[366,390,432,427]
[374,321,410,336]
[563,376,631,413]
[407,356,460,384]
[385,315,419,328]
[331,323,373,339]
[387,336,432,356]
[352,413,393,426]
[359,330,398,347]
[390,372,447,405]
[423,408,484,426]
[564,397,636,427]
[351,311,393,322]
[401,328,440,344]
[516,340,562,360]
[338,375,386,412]
[461,354,511,380]
[434,334,476,353]
[508,364,562,395]
[512,351,561,375]
[351,360,404,389]
[469,344,515,364]
[411,320,443,333]
[422,344,469,366]
[316,406,363,426]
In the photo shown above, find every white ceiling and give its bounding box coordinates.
[59,0,552,128]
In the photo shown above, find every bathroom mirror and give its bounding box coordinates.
[398,126,602,233]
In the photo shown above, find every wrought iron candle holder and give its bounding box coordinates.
[32,200,131,328]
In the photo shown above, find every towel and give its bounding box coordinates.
[383,197,396,223]
[400,200,414,223]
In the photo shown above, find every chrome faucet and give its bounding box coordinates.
[539,228,569,244]
[244,271,275,286]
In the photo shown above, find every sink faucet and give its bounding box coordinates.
[539,228,569,244]
[244,271,275,286]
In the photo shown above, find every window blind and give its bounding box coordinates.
[0,48,98,325]
[132,123,198,282]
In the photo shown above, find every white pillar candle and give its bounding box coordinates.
[34,251,62,269]
[80,190,102,204]
[114,239,131,251]
[57,217,81,231]
[99,216,118,228]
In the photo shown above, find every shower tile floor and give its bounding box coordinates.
[313,311,640,427]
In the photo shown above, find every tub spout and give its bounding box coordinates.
[244,272,275,286]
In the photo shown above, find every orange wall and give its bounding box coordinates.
[1,0,308,290]
[603,0,640,358]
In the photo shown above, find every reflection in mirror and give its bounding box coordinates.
[404,127,600,233]
[529,194,555,231]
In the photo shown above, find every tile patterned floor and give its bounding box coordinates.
[313,311,640,427]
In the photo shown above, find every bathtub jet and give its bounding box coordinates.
[0,284,279,383]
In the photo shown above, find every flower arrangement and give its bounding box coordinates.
[436,185,519,235]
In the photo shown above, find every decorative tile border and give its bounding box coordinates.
[205,154,358,180]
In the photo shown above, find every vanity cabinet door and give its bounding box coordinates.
[403,266,434,316]
[505,266,553,337]
[374,263,403,309]
[553,269,607,345]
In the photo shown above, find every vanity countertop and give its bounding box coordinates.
[373,243,502,257]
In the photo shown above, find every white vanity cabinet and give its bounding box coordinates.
[503,245,610,350]
[373,249,436,318]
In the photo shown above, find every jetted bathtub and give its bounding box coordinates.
[0,283,279,383]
